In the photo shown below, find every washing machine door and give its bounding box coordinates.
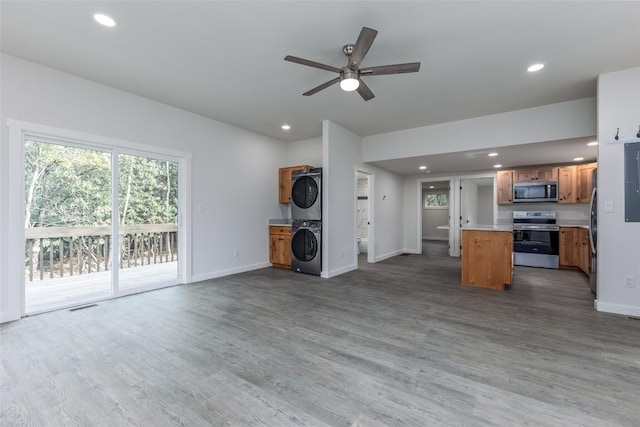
[291,176,319,210]
[291,229,318,261]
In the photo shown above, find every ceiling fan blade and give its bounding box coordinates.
[356,79,375,101]
[303,77,340,96]
[360,62,421,76]
[284,55,341,73]
[349,27,378,69]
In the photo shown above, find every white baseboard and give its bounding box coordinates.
[321,263,357,278]
[375,249,405,262]
[402,249,422,255]
[0,311,21,324]
[190,261,272,283]
[595,300,640,317]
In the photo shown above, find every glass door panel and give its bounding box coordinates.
[117,154,179,292]
[24,140,112,312]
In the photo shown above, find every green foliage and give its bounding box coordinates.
[424,193,448,208]
[25,140,178,228]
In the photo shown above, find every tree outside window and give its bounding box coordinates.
[424,192,448,209]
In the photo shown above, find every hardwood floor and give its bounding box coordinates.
[2,241,639,426]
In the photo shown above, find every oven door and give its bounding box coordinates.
[513,226,560,269]
[513,227,559,255]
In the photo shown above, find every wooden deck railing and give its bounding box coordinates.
[25,224,178,281]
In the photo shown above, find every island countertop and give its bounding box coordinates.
[437,224,513,232]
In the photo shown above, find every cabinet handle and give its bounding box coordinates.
[279,238,284,241]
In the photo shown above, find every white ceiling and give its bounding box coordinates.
[2,1,638,174]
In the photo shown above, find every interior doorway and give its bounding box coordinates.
[417,174,496,257]
[356,171,374,265]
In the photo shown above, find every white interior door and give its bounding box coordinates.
[460,179,479,227]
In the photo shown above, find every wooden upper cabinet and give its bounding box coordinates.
[558,166,577,204]
[496,170,513,205]
[278,165,310,203]
[576,162,597,204]
[513,167,559,183]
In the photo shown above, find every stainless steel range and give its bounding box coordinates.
[512,211,559,269]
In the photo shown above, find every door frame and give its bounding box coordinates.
[6,119,192,319]
[416,172,496,257]
[355,169,375,265]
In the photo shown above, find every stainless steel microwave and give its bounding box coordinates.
[513,181,558,203]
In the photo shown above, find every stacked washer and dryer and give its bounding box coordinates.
[290,167,322,275]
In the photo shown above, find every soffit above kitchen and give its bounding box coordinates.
[1,1,639,145]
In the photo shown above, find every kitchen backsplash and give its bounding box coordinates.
[497,203,589,224]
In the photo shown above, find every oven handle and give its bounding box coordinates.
[513,225,560,231]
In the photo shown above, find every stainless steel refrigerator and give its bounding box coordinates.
[589,168,597,296]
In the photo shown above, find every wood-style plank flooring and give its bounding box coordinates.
[2,241,639,426]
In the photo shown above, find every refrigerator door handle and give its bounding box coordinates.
[588,186,597,254]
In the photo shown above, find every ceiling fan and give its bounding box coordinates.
[284,26,421,101]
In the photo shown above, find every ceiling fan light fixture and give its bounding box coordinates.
[340,69,360,92]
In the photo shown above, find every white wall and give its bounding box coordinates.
[421,203,449,240]
[497,203,589,224]
[363,97,596,162]
[287,137,322,167]
[596,67,640,317]
[0,54,287,322]
[322,121,404,277]
[322,121,361,277]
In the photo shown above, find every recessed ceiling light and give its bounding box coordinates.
[488,152,498,157]
[494,164,502,168]
[94,13,116,27]
[419,165,427,170]
[281,124,291,130]
[429,185,435,189]
[527,63,544,72]
[574,157,584,161]
[587,141,598,146]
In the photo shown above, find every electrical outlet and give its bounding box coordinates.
[233,249,239,258]
[624,275,636,288]
[340,250,344,258]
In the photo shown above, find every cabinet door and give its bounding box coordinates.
[578,229,591,274]
[577,163,597,203]
[558,166,577,203]
[536,167,559,182]
[278,167,291,203]
[559,227,579,267]
[497,170,513,204]
[514,169,536,182]
[279,165,311,203]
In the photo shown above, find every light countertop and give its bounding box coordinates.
[438,223,589,231]
[438,224,513,232]
[268,219,292,226]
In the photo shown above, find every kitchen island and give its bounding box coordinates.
[460,225,513,290]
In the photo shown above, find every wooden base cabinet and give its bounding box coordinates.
[559,227,579,267]
[461,230,513,290]
[578,228,591,274]
[269,226,292,268]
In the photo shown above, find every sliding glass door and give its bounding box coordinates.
[24,138,180,313]
[118,153,179,292]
